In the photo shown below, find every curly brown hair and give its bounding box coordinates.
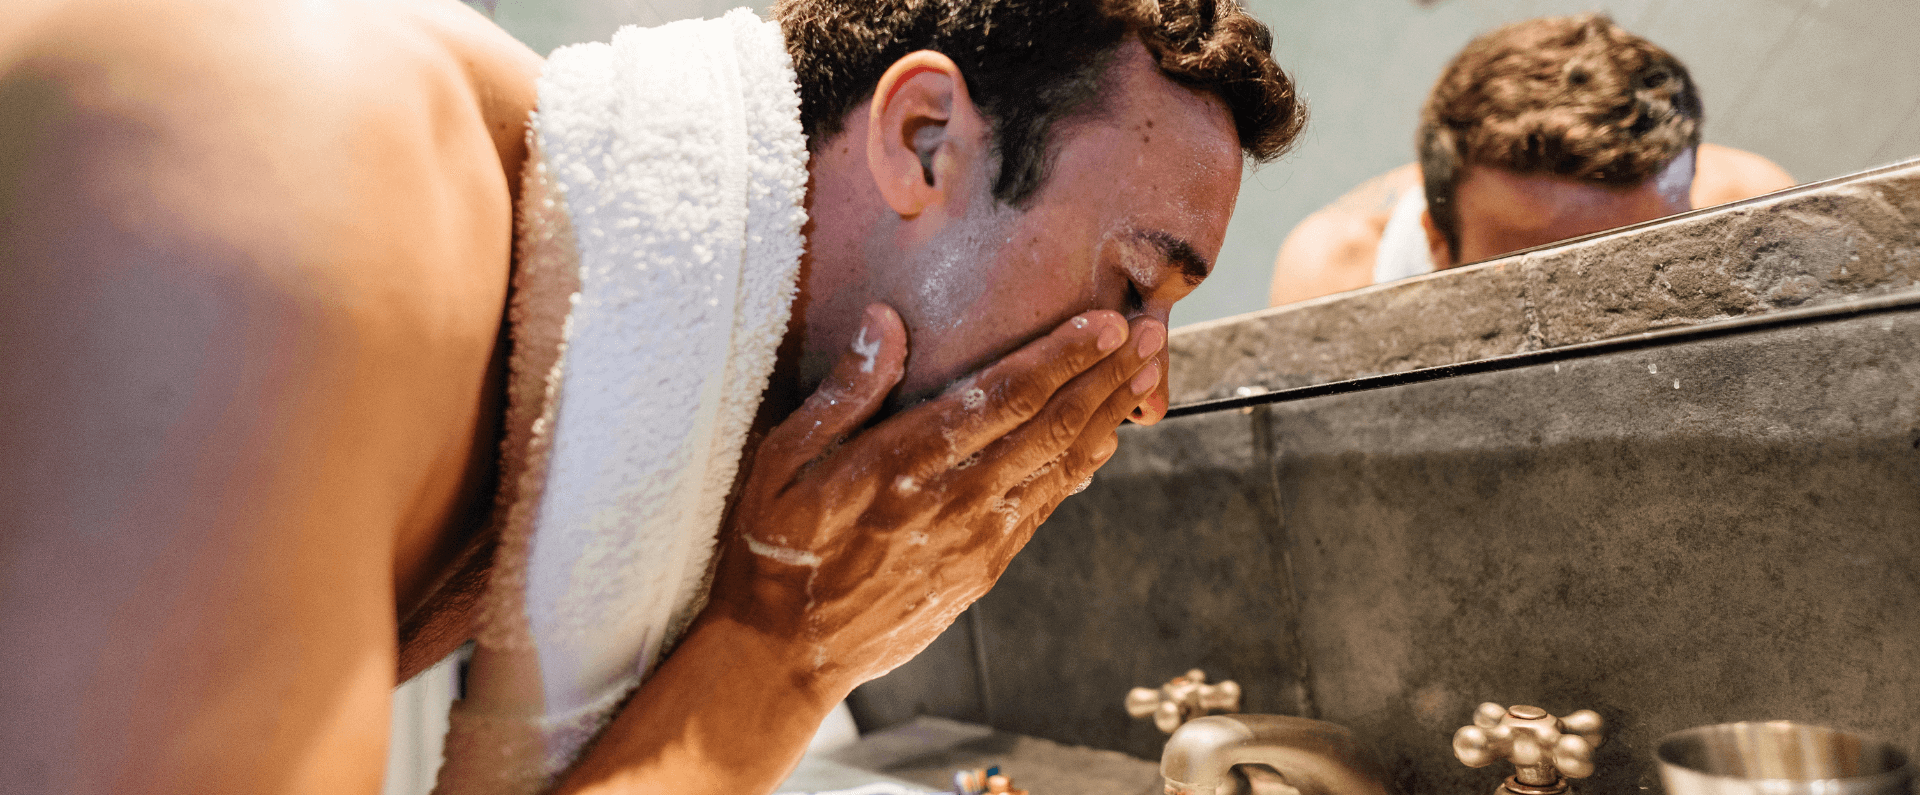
[772,0,1306,207]
[1418,14,1703,259]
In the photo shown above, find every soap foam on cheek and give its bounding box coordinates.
[909,201,1019,341]
[1088,235,1111,304]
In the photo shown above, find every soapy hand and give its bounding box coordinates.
[707,303,1164,692]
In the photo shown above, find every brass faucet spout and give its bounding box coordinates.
[1160,715,1397,795]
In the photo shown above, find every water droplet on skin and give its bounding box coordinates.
[1073,316,1089,329]
[1648,363,1659,374]
[1673,380,1681,389]
[894,475,919,494]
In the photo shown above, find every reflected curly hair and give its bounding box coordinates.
[772,0,1306,207]
[1419,14,1703,260]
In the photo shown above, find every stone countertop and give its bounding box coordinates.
[790,716,1164,795]
[1170,158,1920,405]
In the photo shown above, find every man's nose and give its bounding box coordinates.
[1128,346,1169,425]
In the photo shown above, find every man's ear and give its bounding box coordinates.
[867,50,986,218]
[1420,209,1456,270]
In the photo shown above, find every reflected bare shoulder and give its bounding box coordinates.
[1268,164,1422,306]
[1693,143,1797,209]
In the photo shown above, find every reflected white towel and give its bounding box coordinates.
[1373,186,1435,284]
[433,9,809,792]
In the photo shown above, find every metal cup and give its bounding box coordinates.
[1657,722,1915,795]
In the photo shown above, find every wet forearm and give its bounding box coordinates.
[551,612,845,795]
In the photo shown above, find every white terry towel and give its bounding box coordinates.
[1372,186,1436,284]
[433,9,810,792]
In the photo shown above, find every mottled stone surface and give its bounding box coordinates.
[1270,309,1920,795]
[1172,159,1920,404]
[971,409,1311,761]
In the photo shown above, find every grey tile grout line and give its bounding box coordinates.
[967,606,995,727]
[1249,404,1321,721]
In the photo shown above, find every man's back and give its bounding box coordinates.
[0,1,539,790]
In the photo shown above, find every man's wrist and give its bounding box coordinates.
[684,606,855,708]
[550,607,849,794]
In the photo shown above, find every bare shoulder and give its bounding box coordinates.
[0,0,536,502]
[0,2,537,791]
[1267,164,1419,306]
[0,0,541,409]
[1269,209,1383,306]
[1320,162,1424,216]
[1692,143,1797,208]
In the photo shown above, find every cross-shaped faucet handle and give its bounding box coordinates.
[1453,703,1605,793]
[1125,669,1242,734]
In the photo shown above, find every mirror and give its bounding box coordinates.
[1179,0,1920,325]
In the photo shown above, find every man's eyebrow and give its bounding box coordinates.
[1131,229,1212,287]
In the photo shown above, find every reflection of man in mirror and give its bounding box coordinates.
[1268,14,1795,306]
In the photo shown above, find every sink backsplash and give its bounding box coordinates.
[852,160,1920,795]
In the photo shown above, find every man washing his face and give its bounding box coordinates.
[0,1,1302,793]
